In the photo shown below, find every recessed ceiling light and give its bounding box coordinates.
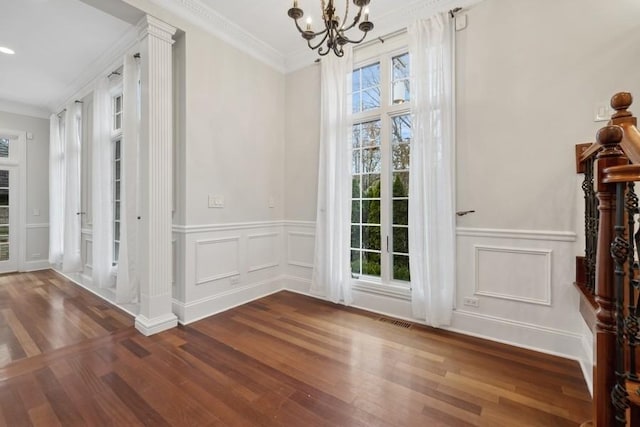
[0,47,15,55]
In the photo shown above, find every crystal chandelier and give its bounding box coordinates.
[287,0,374,57]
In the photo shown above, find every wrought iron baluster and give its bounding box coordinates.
[627,182,640,382]
[611,182,630,425]
[583,157,599,294]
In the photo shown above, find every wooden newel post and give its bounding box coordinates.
[594,124,627,427]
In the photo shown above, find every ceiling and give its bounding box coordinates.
[0,0,136,116]
[0,0,456,116]
[201,0,424,57]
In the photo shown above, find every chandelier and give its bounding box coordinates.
[287,0,374,57]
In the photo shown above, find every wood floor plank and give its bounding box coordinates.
[0,273,592,426]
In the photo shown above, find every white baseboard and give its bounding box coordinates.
[22,259,50,272]
[135,313,178,336]
[174,276,284,324]
[446,309,585,362]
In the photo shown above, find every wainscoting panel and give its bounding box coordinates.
[195,236,240,285]
[247,232,279,273]
[174,222,287,323]
[24,223,49,271]
[474,245,552,306]
[287,231,315,269]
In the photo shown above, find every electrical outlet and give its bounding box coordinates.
[463,297,479,308]
[230,276,240,285]
[208,194,224,208]
[31,253,41,259]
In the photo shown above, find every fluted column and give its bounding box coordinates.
[135,15,177,335]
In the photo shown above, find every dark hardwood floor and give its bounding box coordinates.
[0,270,591,426]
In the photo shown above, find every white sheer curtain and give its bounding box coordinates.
[48,114,64,265]
[62,103,83,272]
[92,77,114,288]
[311,48,354,305]
[116,54,140,304]
[408,13,456,327]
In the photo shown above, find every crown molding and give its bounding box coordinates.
[147,0,286,73]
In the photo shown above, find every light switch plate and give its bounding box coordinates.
[208,195,224,208]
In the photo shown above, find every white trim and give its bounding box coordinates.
[446,309,585,361]
[283,220,315,228]
[174,276,283,324]
[473,245,552,306]
[173,220,285,234]
[457,227,577,242]
[352,280,411,300]
[26,223,49,229]
[146,0,285,72]
[135,313,178,336]
[23,260,50,272]
[286,231,315,268]
[194,236,240,285]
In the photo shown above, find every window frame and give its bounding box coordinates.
[350,41,412,295]
[110,86,123,267]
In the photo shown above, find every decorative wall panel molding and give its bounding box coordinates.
[195,236,240,285]
[474,245,552,306]
[287,231,315,269]
[247,232,279,272]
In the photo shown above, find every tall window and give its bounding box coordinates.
[351,51,411,285]
[112,94,122,265]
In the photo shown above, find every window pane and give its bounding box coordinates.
[0,244,8,261]
[362,174,380,197]
[392,144,410,171]
[0,207,8,225]
[351,225,361,248]
[392,172,409,197]
[351,250,361,275]
[0,226,8,243]
[115,202,120,220]
[362,63,380,88]
[114,242,120,263]
[115,140,121,159]
[393,254,410,281]
[352,149,361,174]
[362,88,380,110]
[392,115,412,143]
[362,147,381,173]
[362,226,381,250]
[393,200,408,225]
[115,114,122,130]
[0,170,8,188]
[393,227,409,253]
[361,120,381,147]
[352,176,361,198]
[115,183,120,201]
[392,53,410,104]
[351,200,361,223]
[392,53,410,80]
[115,160,121,180]
[362,200,380,224]
[0,138,8,158]
[114,221,120,240]
[352,125,361,148]
[362,251,381,277]
[0,189,8,206]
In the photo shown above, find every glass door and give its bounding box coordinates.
[0,167,17,273]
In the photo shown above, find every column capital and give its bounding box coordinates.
[137,15,176,44]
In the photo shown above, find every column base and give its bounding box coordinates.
[135,313,178,336]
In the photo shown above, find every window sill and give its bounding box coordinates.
[352,279,411,300]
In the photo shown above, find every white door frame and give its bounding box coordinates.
[0,128,27,272]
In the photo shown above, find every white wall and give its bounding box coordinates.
[282,0,640,385]
[0,111,49,271]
